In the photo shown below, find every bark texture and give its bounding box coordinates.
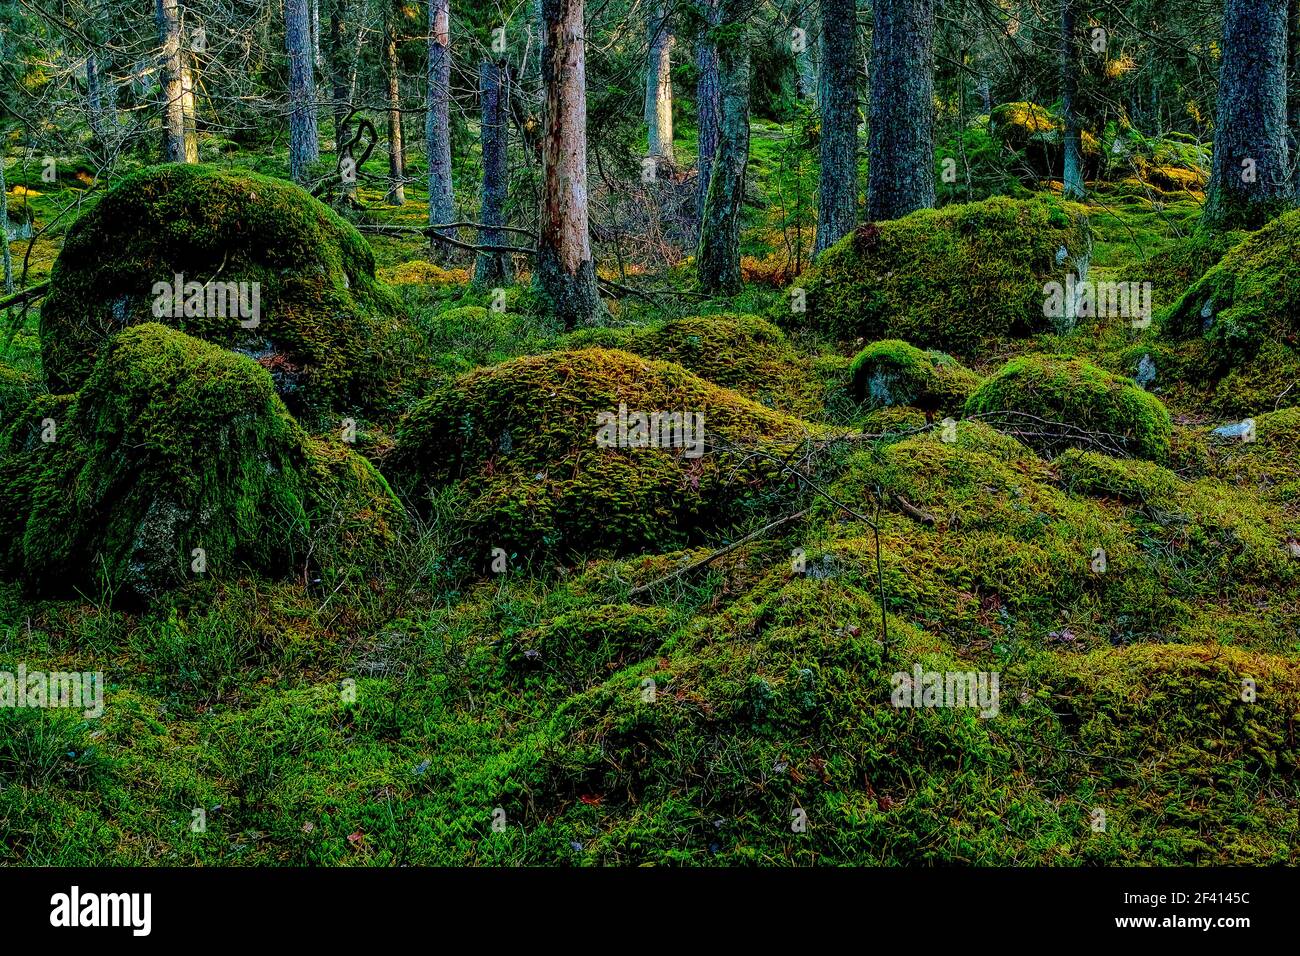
[694,0,721,229]
[384,4,406,204]
[156,0,187,163]
[813,0,859,256]
[286,0,319,182]
[866,0,935,221]
[476,59,514,287]
[426,0,455,238]
[536,0,602,327]
[645,3,674,162]
[1203,0,1292,231]
[1060,0,1084,200]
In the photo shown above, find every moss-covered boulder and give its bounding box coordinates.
[387,348,822,556]
[1158,211,1300,413]
[39,163,412,412]
[798,197,1091,353]
[964,354,1172,461]
[0,324,401,600]
[991,102,1101,180]
[848,339,981,414]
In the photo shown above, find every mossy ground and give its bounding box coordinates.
[2,127,1298,866]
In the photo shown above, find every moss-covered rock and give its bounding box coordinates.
[797,197,1091,353]
[0,324,401,600]
[848,339,981,414]
[990,102,1101,180]
[39,163,412,413]
[964,354,1172,461]
[387,348,823,556]
[1164,210,1300,395]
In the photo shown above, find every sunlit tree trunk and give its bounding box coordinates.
[384,4,406,204]
[536,0,602,327]
[1203,0,1291,230]
[156,0,187,163]
[866,0,934,221]
[645,3,674,162]
[696,0,749,295]
[813,0,859,256]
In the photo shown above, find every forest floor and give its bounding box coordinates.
[2,126,1298,865]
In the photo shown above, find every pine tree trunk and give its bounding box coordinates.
[385,7,406,204]
[182,62,200,163]
[645,3,674,162]
[312,0,325,73]
[86,52,108,152]
[330,0,358,201]
[1060,0,1084,200]
[426,0,455,241]
[286,0,319,183]
[536,0,603,327]
[796,12,820,104]
[1287,0,1300,189]
[0,157,13,297]
[155,0,187,163]
[475,59,514,287]
[1203,0,1291,231]
[694,0,721,230]
[813,0,859,256]
[866,0,935,221]
[696,0,750,295]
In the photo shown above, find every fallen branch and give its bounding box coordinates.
[628,508,810,598]
[0,280,50,311]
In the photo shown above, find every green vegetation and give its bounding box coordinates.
[849,339,981,415]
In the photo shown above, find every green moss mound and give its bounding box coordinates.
[964,354,1172,461]
[0,324,401,601]
[0,361,34,424]
[39,163,411,412]
[1157,211,1300,413]
[848,339,981,414]
[387,348,822,556]
[798,197,1091,353]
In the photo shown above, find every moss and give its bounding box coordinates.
[387,348,824,557]
[0,324,401,601]
[0,361,35,424]
[798,197,1091,353]
[39,163,414,413]
[990,102,1101,180]
[848,339,981,414]
[1160,210,1300,412]
[964,354,1173,461]
[513,604,675,693]
[1133,229,1246,312]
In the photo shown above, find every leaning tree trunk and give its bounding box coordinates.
[536,0,603,327]
[813,0,859,256]
[696,0,750,295]
[384,5,406,204]
[645,3,674,162]
[426,0,455,243]
[1059,0,1084,199]
[1203,0,1291,231]
[475,59,514,287]
[329,0,357,200]
[694,0,721,230]
[156,0,187,163]
[866,0,935,221]
[286,0,319,183]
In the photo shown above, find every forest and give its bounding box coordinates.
[0,0,1297,868]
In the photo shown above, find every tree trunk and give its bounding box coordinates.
[312,0,325,73]
[1059,0,1084,199]
[330,0,357,200]
[866,0,935,221]
[696,0,750,295]
[156,0,187,163]
[813,0,859,256]
[286,0,319,183]
[536,0,602,327]
[86,52,108,152]
[645,3,674,162]
[182,61,200,163]
[1203,0,1291,231]
[694,0,721,230]
[796,10,820,104]
[426,0,455,241]
[384,6,406,204]
[1288,0,1300,189]
[1,157,13,297]
[475,59,514,287]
